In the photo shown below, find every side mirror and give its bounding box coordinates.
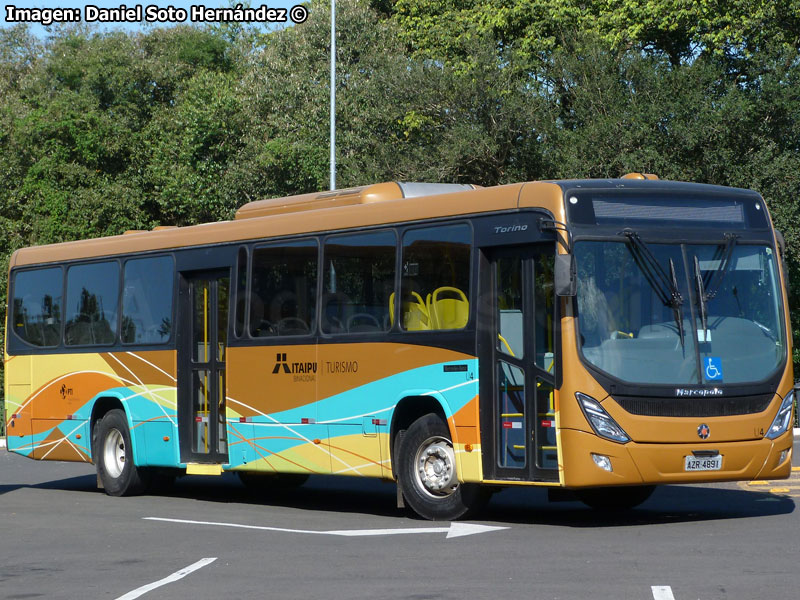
[554,253,577,297]
[775,229,786,258]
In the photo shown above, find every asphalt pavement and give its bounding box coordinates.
[0,437,798,600]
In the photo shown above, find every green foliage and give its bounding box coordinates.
[389,0,800,69]
[137,70,246,224]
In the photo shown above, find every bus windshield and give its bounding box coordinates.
[575,240,785,385]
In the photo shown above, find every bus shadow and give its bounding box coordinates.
[163,477,795,526]
[0,470,405,519]
[162,473,405,519]
[0,473,97,495]
[4,473,794,526]
[483,484,796,527]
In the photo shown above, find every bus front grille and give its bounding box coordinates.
[612,394,774,417]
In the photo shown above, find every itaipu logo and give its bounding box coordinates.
[272,352,317,382]
[272,352,317,375]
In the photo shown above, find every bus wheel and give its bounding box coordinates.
[398,413,488,520]
[95,409,149,496]
[577,485,656,510]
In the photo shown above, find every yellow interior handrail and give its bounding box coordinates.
[498,333,515,357]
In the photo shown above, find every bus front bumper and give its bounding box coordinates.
[559,428,793,488]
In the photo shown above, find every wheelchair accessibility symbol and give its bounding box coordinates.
[705,357,723,381]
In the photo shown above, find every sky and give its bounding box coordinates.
[2,1,303,37]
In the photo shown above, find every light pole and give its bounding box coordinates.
[329,0,336,190]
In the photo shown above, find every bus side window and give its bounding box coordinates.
[11,267,63,347]
[121,256,174,344]
[322,230,396,334]
[65,261,119,346]
[250,240,317,337]
[233,246,248,338]
[533,253,555,371]
[401,224,471,331]
[497,256,524,358]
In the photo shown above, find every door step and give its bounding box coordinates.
[186,463,223,475]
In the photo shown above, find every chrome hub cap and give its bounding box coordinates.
[103,428,126,479]
[414,436,458,498]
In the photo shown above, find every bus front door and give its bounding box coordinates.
[178,270,230,466]
[480,246,558,482]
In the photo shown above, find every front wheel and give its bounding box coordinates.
[95,409,150,496]
[397,414,489,520]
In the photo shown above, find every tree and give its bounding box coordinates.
[387,0,800,69]
[538,37,800,368]
[237,0,551,191]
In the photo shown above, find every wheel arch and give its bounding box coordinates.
[89,392,134,463]
[389,392,452,474]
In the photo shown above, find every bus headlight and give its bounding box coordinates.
[765,390,795,440]
[576,392,630,443]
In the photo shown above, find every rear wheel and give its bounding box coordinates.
[95,409,150,496]
[397,413,489,520]
[577,485,656,510]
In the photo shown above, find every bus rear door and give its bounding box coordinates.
[177,270,230,467]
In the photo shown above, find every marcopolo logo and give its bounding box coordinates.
[675,388,723,397]
[272,353,318,382]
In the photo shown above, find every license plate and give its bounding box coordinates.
[684,455,722,471]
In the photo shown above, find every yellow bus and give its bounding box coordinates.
[4,176,794,519]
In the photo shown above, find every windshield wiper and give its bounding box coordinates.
[693,233,738,339]
[669,257,685,347]
[699,233,739,300]
[693,255,708,338]
[623,230,685,347]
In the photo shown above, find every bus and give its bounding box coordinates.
[4,175,794,520]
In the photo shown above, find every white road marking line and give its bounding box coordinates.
[114,557,217,600]
[144,517,507,539]
[652,585,676,600]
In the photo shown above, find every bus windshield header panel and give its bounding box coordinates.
[566,189,770,231]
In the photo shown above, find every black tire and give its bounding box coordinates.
[94,409,150,496]
[397,413,489,520]
[576,485,656,510]
[238,471,309,491]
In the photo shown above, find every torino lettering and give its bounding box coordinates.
[494,224,528,234]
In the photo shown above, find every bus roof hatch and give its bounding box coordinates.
[234,182,478,220]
